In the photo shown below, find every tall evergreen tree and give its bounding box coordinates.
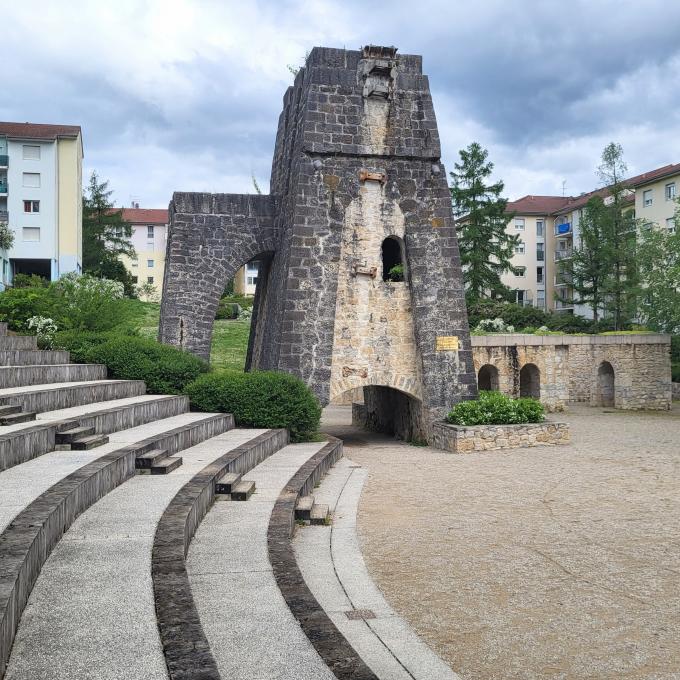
[596,143,640,329]
[450,142,518,301]
[568,196,608,321]
[82,172,136,296]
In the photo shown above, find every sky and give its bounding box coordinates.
[3,0,680,207]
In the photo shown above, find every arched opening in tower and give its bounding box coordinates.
[381,236,405,281]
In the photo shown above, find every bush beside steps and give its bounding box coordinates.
[185,370,321,443]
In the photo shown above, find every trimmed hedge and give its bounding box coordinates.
[185,370,321,442]
[55,332,207,394]
[446,390,545,426]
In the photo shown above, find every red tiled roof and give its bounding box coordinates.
[626,163,680,188]
[506,195,571,215]
[120,208,168,224]
[0,122,81,139]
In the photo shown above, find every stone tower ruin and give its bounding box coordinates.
[159,45,477,440]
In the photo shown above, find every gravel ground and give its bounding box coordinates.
[322,404,680,680]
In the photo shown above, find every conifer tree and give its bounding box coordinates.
[450,143,518,301]
[82,172,136,296]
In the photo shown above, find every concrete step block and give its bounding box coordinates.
[0,350,71,366]
[0,411,37,426]
[215,471,242,495]
[56,426,95,444]
[70,433,110,450]
[0,364,107,389]
[0,322,7,335]
[0,405,22,416]
[295,495,315,521]
[151,456,183,475]
[310,503,330,525]
[135,448,170,469]
[231,480,255,501]
[0,335,38,350]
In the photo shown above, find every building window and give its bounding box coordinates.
[665,183,676,201]
[667,217,676,233]
[247,276,258,285]
[147,276,154,284]
[537,290,546,306]
[22,145,40,160]
[22,172,40,188]
[114,226,123,237]
[536,247,544,261]
[147,225,154,239]
[643,189,653,207]
[515,242,525,254]
[514,218,525,230]
[642,221,654,231]
[22,227,40,241]
[536,220,544,237]
[23,200,40,213]
[147,259,154,268]
[515,266,526,277]
[132,260,138,267]
[537,266,544,284]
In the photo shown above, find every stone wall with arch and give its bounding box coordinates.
[471,334,671,411]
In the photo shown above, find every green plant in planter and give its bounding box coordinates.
[446,390,544,426]
[387,264,404,282]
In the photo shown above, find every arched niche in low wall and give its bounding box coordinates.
[519,363,541,399]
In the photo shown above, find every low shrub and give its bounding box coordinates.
[53,330,127,363]
[185,370,321,442]
[446,390,545,426]
[215,301,240,320]
[85,336,208,394]
[221,294,254,310]
[0,286,53,331]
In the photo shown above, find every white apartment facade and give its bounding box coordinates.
[0,122,83,285]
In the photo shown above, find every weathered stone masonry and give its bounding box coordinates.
[470,334,672,411]
[160,46,477,440]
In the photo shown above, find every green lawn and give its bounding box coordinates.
[127,300,249,371]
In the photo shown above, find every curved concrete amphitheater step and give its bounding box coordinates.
[0,379,146,414]
[0,323,7,335]
[3,428,278,680]
[0,349,71,366]
[0,363,106,389]
[0,336,37,351]
[294,459,460,680]
[184,440,343,680]
[0,395,189,472]
[0,410,233,679]
[0,411,35,426]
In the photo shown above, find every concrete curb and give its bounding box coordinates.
[0,412,232,679]
[152,428,289,680]
[0,395,189,472]
[266,437,379,680]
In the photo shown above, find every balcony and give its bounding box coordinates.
[554,249,572,261]
[555,222,572,235]
[0,155,7,168]
[554,299,574,311]
[0,181,6,195]
[554,275,571,287]
[0,211,7,223]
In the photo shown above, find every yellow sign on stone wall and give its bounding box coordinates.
[436,336,459,351]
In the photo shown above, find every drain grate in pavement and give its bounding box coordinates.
[345,609,376,620]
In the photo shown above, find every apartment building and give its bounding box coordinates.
[501,196,570,310]
[0,122,83,284]
[233,261,259,296]
[500,162,679,317]
[119,208,168,300]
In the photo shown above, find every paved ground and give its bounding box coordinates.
[322,404,680,680]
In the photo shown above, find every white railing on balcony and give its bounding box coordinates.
[554,249,573,261]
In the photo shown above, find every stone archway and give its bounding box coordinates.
[597,361,615,407]
[353,385,424,442]
[477,364,500,391]
[519,363,541,399]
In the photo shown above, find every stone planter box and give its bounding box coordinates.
[431,420,570,453]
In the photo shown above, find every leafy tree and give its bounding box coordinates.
[636,206,680,333]
[597,143,640,329]
[82,172,136,293]
[567,196,609,321]
[450,142,518,301]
